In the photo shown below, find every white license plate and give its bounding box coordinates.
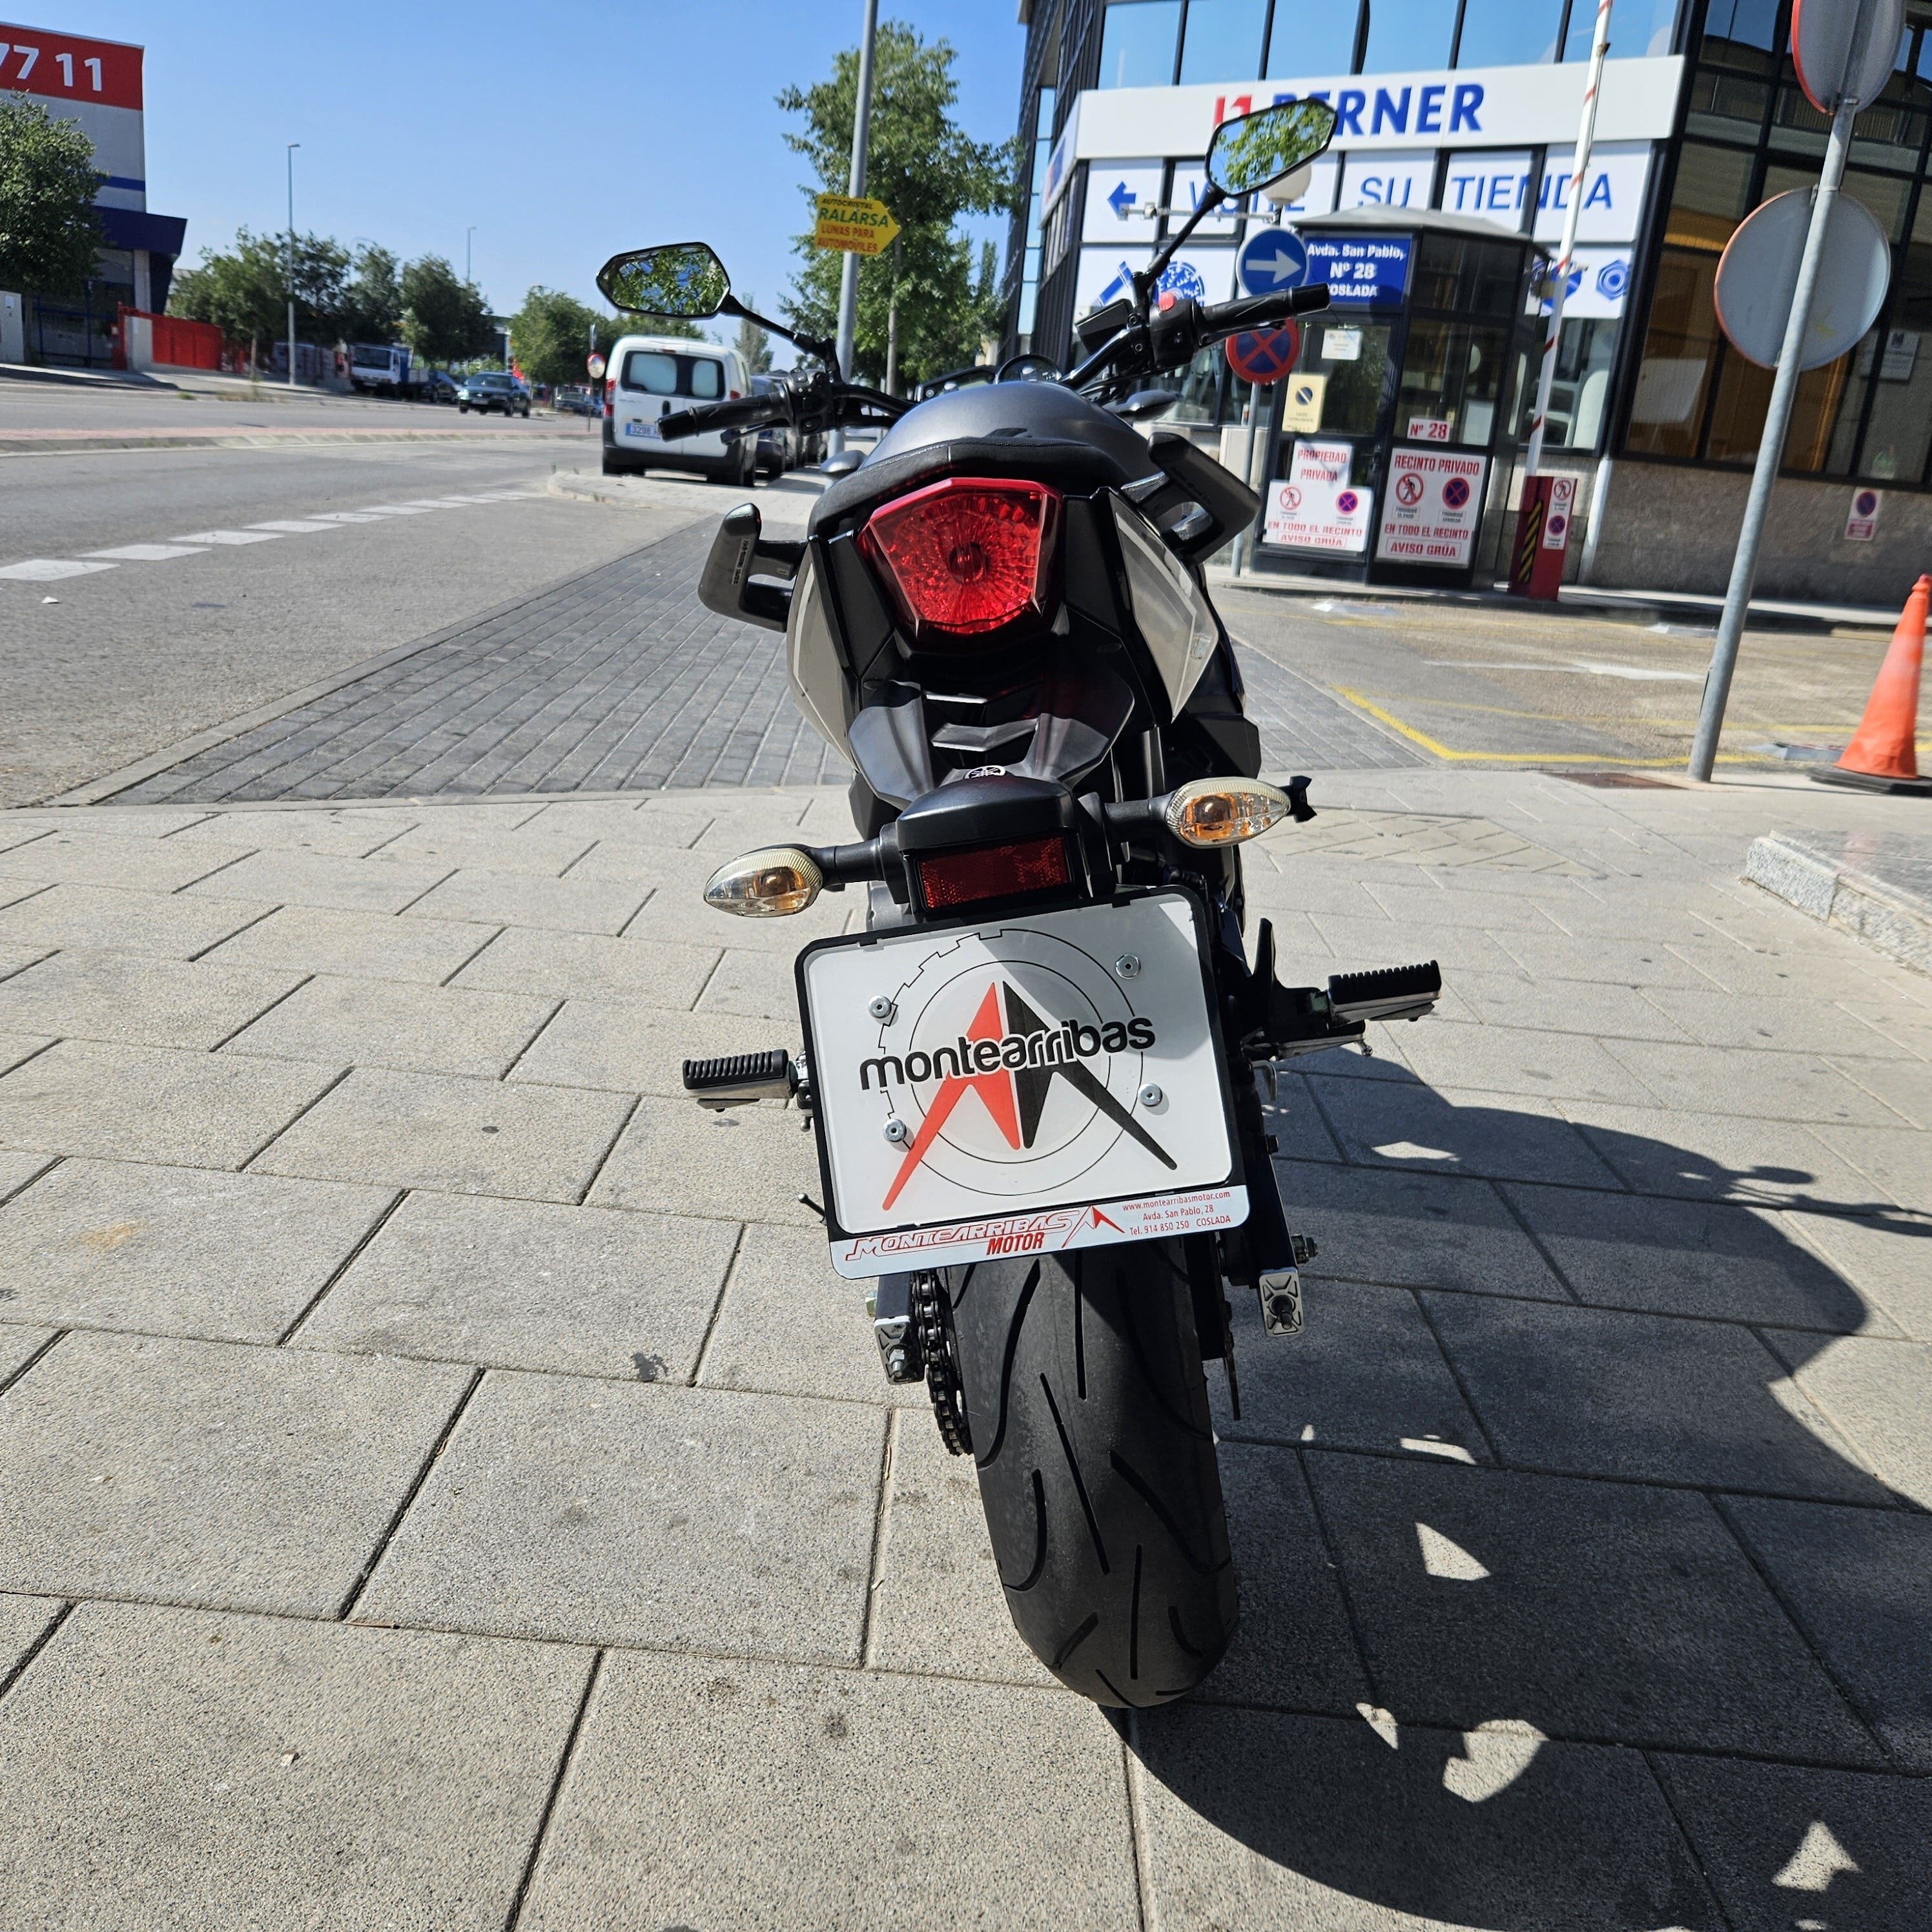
[622,420,659,438]
[799,892,1247,1277]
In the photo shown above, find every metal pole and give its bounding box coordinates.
[830,0,879,454]
[1687,88,1863,779]
[466,226,476,285]
[1524,0,1611,476]
[1229,387,1264,575]
[286,143,300,389]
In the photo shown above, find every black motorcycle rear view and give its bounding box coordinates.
[597,99,1443,1710]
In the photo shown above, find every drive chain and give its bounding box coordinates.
[912,1271,973,1457]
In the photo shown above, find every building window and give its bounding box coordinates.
[1695,0,1782,69]
[1178,0,1268,80]
[1265,0,1363,76]
[1098,0,1184,87]
[1561,0,1681,61]
[1359,0,1459,76]
[1855,190,1932,482]
[1457,0,1563,68]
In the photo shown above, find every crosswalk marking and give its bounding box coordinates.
[174,530,285,544]
[0,559,118,580]
[245,520,344,534]
[82,544,209,561]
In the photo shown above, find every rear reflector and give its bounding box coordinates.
[916,836,1071,912]
[861,475,1059,642]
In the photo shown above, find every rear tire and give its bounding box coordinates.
[946,1240,1236,1707]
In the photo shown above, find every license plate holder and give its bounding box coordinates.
[797,890,1248,1277]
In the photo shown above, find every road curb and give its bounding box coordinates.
[1746,830,1932,975]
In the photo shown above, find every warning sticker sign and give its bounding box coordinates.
[1265,438,1373,553]
[1376,448,1489,567]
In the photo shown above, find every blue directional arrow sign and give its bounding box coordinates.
[1238,227,1308,297]
[1107,180,1137,220]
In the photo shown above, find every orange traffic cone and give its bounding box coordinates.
[1814,573,1932,794]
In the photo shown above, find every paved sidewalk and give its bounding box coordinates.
[0,768,1926,1927]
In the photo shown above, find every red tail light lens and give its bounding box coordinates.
[916,836,1072,912]
[861,476,1060,644]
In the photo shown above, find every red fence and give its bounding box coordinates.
[115,307,232,371]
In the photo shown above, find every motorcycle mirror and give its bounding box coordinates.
[1205,100,1337,197]
[820,449,864,478]
[1107,388,1180,420]
[597,242,730,318]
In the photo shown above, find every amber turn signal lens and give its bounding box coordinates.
[703,847,823,918]
[1164,779,1293,848]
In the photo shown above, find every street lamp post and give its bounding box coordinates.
[285,143,300,389]
[829,0,879,455]
[466,226,476,286]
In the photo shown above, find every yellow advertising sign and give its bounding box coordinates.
[1279,373,1327,434]
[814,193,901,256]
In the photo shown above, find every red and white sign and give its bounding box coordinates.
[799,892,1242,1271]
[1407,416,1452,442]
[1845,487,1882,541]
[1266,438,1374,553]
[1541,473,1577,550]
[1377,448,1488,566]
[0,22,145,201]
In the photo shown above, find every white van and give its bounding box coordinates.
[602,334,756,484]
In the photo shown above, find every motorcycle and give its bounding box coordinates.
[596,100,1441,1710]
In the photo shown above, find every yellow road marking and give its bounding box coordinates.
[1331,686,1754,766]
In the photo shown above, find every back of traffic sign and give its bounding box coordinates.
[1714,188,1891,369]
[1793,0,1903,110]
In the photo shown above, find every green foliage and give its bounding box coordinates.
[777,20,1017,391]
[167,228,347,347]
[400,255,495,364]
[340,244,402,344]
[0,94,105,298]
[509,285,658,387]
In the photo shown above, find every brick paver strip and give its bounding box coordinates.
[106,528,1424,805]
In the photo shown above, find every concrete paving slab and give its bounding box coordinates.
[1786,1207,1932,1340]
[250,1066,634,1202]
[588,1093,821,1227]
[1656,1751,1932,1927]
[1829,1051,1931,1129]
[621,889,850,957]
[1444,967,1697,1041]
[0,1330,469,1614]
[0,1031,51,1080]
[222,974,557,1078]
[184,848,454,913]
[1560,1100,1893,1210]
[167,807,424,854]
[517,1647,1138,1932]
[1490,929,1737,989]
[867,1413,1058,1687]
[507,996,788,1096]
[1132,1706,1723,1932]
[1724,1499,1932,1773]
[1273,1159,1568,1299]
[0,1601,589,1932]
[1424,1292,1888,1501]
[1,809,214,841]
[1396,1019,1663,1106]
[1211,1277,1491,1463]
[0,1146,56,1202]
[0,1158,393,1342]
[1258,1069,1347,1162]
[0,1592,62,1677]
[402,866,649,935]
[1636,983,1923,1058]
[0,1322,56,1382]
[1759,1332,1932,1509]
[1501,1184,1893,1331]
[697,1222,921,1408]
[1303,1453,1882,1763]
[0,949,307,1051]
[201,903,497,983]
[356,1373,883,1661]
[694,947,799,1020]
[449,925,719,1005]
[0,1041,336,1167]
[1308,1076,1626,1188]
[367,826,597,878]
[1809,1121,1932,1212]
[1306,912,1521,976]
[294,1191,734,1381]
[0,833,249,891]
[1356,879,1576,933]
[560,841,730,890]
[0,883,276,960]
[1598,1038,1906,1127]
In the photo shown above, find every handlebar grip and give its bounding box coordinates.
[658,395,785,441]
[1200,285,1334,337]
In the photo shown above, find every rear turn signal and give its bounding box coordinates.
[861,476,1060,643]
[916,836,1071,912]
[704,847,823,918]
[1165,779,1293,848]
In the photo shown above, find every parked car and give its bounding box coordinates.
[602,334,755,483]
[751,373,794,477]
[455,371,531,416]
[416,369,460,405]
[553,384,599,416]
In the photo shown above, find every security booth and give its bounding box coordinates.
[1253,207,1537,589]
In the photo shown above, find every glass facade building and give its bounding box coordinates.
[1002,0,1932,589]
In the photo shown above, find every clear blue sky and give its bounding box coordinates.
[64,2,1025,335]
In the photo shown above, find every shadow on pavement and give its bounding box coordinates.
[1131,1084,1931,1931]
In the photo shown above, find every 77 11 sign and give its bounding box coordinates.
[0,23,142,108]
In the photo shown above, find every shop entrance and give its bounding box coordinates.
[1255,207,1536,589]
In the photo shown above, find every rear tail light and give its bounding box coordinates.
[603,376,614,418]
[861,476,1059,644]
[916,835,1071,912]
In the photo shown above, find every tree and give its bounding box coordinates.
[508,285,677,387]
[777,21,1016,390]
[339,244,402,344]
[0,94,104,298]
[167,227,348,367]
[399,255,494,364]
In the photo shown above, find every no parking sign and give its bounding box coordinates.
[1224,324,1299,387]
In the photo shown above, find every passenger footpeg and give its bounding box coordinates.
[1238,922,1442,1061]
[683,1048,809,1111]
[866,1273,925,1384]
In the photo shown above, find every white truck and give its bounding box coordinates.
[348,343,412,395]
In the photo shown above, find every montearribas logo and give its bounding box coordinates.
[863,979,1175,1211]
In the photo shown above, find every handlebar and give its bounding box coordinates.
[1200,283,1332,333]
[658,394,786,442]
